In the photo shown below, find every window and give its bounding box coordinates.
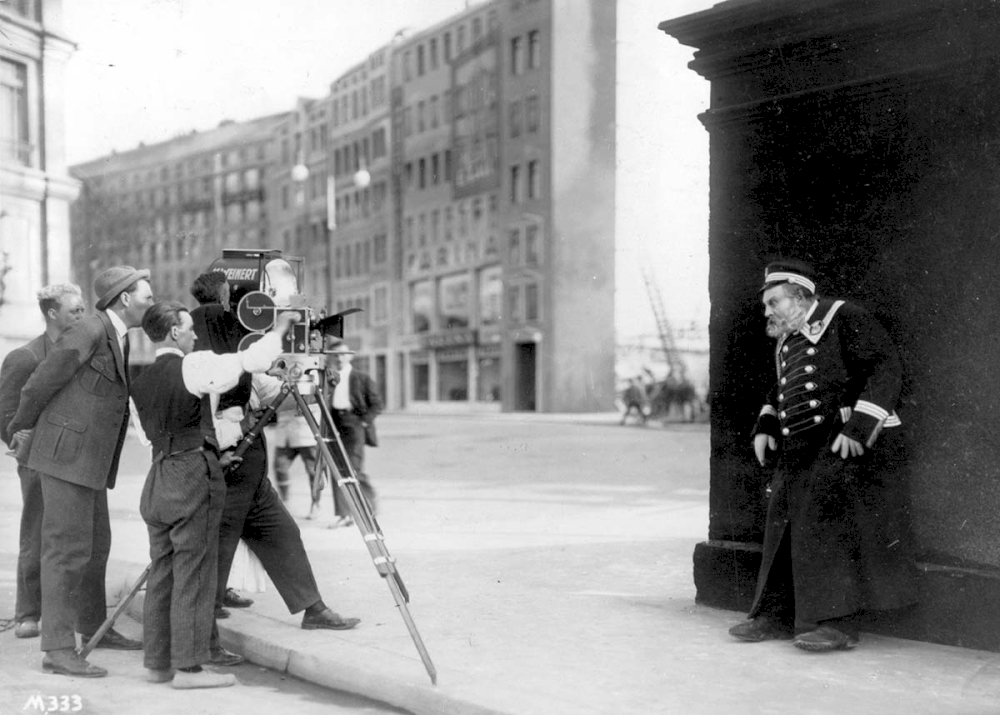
[510,37,522,76]
[373,127,387,158]
[444,32,452,62]
[417,45,426,76]
[403,51,412,81]
[373,285,388,323]
[508,229,521,265]
[457,25,466,52]
[429,38,438,69]
[526,94,540,133]
[510,165,520,204]
[374,233,387,264]
[479,266,503,326]
[438,273,471,329]
[417,100,425,133]
[430,95,439,128]
[525,224,540,266]
[472,17,483,41]
[527,160,540,200]
[444,149,453,181]
[419,158,427,189]
[509,100,523,138]
[431,153,440,184]
[411,280,433,332]
[525,283,539,321]
[442,89,452,124]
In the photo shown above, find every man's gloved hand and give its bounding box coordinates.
[831,433,864,459]
[753,433,777,466]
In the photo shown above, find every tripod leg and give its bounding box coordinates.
[290,384,436,683]
[79,563,150,659]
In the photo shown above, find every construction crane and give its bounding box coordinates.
[639,263,687,382]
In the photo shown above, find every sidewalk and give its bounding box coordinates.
[3,415,1000,714]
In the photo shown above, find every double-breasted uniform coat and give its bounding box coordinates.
[750,297,918,627]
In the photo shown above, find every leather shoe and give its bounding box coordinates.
[209,646,244,666]
[792,625,860,652]
[146,668,174,683]
[215,606,230,619]
[15,619,39,638]
[301,607,360,631]
[80,627,142,651]
[172,669,236,689]
[223,588,254,608]
[728,616,793,642]
[42,648,107,678]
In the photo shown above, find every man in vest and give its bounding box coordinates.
[0,283,86,640]
[131,302,297,688]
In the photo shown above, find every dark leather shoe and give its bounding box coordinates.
[215,606,230,619]
[223,588,253,608]
[15,619,39,638]
[209,646,245,666]
[728,616,793,642]
[793,625,860,652]
[301,607,360,631]
[80,627,142,651]
[42,648,107,678]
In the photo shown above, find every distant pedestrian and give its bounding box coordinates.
[728,259,917,652]
[271,402,322,517]
[0,283,86,640]
[620,376,649,425]
[324,338,382,527]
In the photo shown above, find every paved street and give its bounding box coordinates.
[2,414,1000,714]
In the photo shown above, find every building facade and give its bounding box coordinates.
[71,113,287,307]
[0,0,79,352]
[68,0,618,412]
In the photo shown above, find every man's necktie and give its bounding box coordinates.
[123,334,131,388]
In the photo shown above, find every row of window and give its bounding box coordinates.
[509,31,542,76]
[401,92,452,137]
[404,193,498,251]
[508,95,541,137]
[332,182,388,225]
[400,9,499,83]
[509,160,542,203]
[404,150,454,191]
[332,127,387,176]
[409,267,539,335]
[330,74,388,128]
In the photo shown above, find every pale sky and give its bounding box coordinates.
[62,0,717,340]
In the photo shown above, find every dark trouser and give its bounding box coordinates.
[140,450,226,670]
[331,410,377,516]
[38,474,110,652]
[756,526,859,636]
[273,445,318,501]
[213,436,321,646]
[16,464,43,624]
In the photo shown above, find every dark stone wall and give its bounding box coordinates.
[663,0,1000,650]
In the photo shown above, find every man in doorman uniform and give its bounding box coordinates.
[729,259,918,652]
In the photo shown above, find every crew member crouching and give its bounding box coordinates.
[130,301,297,688]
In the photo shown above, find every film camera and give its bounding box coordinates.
[208,248,360,391]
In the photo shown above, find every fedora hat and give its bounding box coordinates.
[94,265,151,310]
[324,337,355,355]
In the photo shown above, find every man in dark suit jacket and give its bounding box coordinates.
[0,284,86,640]
[8,266,154,678]
[325,338,383,526]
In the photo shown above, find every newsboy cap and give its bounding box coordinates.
[760,259,817,295]
[94,265,151,311]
